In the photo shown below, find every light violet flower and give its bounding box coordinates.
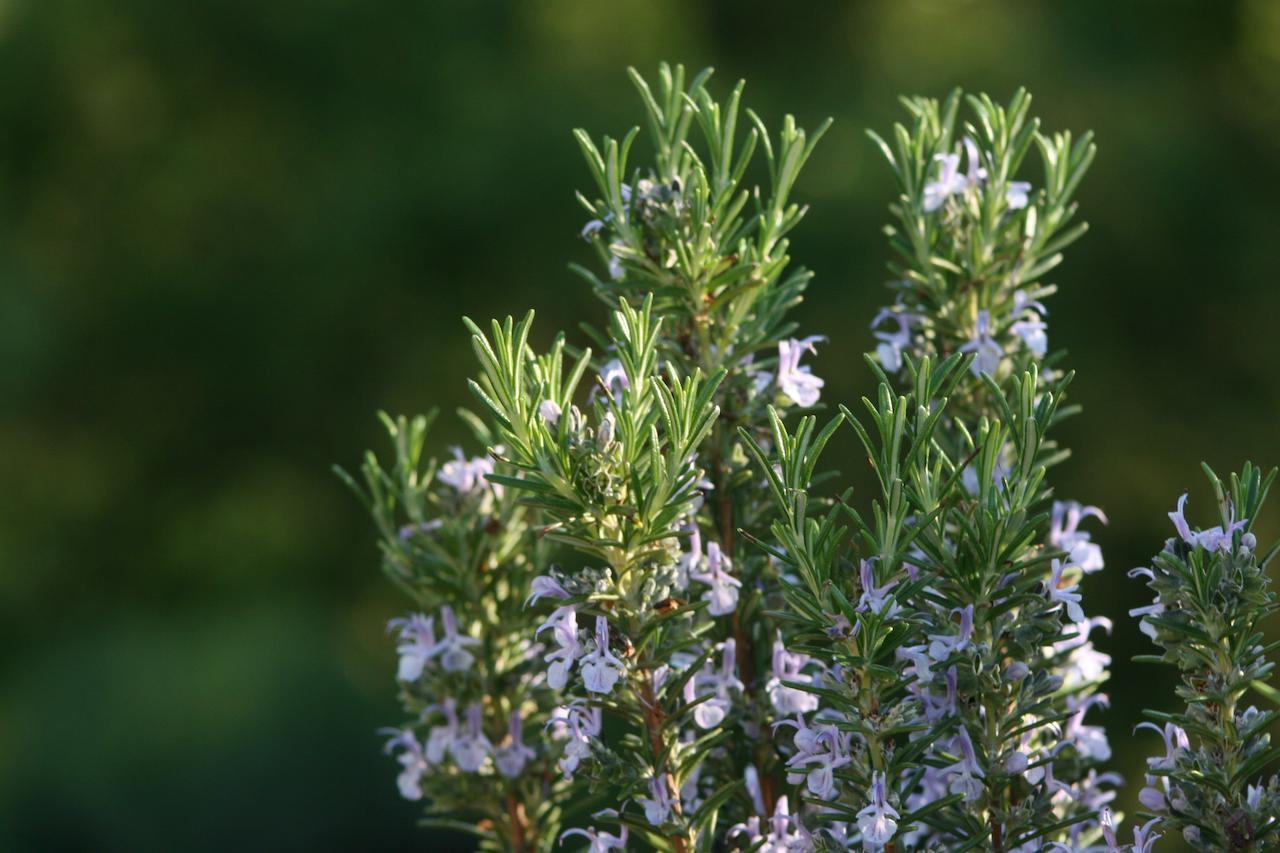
[437,605,480,672]
[963,136,988,186]
[1047,560,1085,623]
[688,639,745,729]
[425,698,460,765]
[959,310,1003,376]
[597,358,630,403]
[1064,694,1112,762]
[1006,181,1032,210]
[581,218,605,239]
[1135,720,1189,771]
[1051,616,1113,688]
[538,605,582,689]
[870,308,916,372]
[927,604,974,661]
[381,727,429,801]
[539,399,562,424]
[857,772,900,849]
[438,447,495,494]
[560,825,628,852]
[784,722,851,800]
[1050,501,1107,574]
[857,558,900,617]
[776,335,826,407]
[579,616,625,694]
[690,541,741,616]
[452,703,492,772]
[1130,817,1162,853]
[636,775,674,827]
[923,153,965,212]
[1168,492,1247,553]
[555,702,601,778]
[946,727,986,802]
[767,633,820,715]
[525,574,570,607]
[897,644,934,686]
[397,519,442,540]
[388,613,437,682]
[495,710,536,778]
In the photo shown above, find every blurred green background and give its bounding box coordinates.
[2,0,1279,849]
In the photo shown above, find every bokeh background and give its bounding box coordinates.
[2,0,1279,849]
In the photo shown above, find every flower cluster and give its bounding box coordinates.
[338,414,568,849]
[1128,464,1280,850]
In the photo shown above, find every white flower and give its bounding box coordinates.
[923,152,966,212]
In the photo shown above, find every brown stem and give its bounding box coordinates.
[639,676,688,853]
[990,814,1005,853]
[506,792,528,852]
[715,444,776,814]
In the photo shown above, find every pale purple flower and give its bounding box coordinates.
[1052,616,1113,688]
[871,308,916,372]
[581,219,605,239]
[676,523,702,590]
[1064,694,1111,762]
[963,136,988,186]
[946,727,986,802]
[439,447,495,494]
[927,604,974,661]
[495,710,536,778]
[526,574,571,607]
[579,616,625,694]
[636,775,674,827]
[857,558,900,617]
[1050,501,1107,574]
[857,772,900,849]
[539,399,563,425]
[437,605,480,672]
[1006,181,1032,210]
[1169,492,1248,553]
[538,605,583,689]
[784,721,851,800]
[1098,807,1119,851]
[555,701,601,778]
[767,633,820,715]
[425,698,460,764]
[690,541,741,616]
[897,644,934,686]
[776,336,826,407]
[560,825,628,851]
[959,310,1003,376]
[1136,720,1189,771]
[596,359,630,403]
[923,153,966,212]
[397,519,442,540]
[452,702,492,772]
[689,639,745,729]
[1047,560,1085,623]
[389,613,437,682]
[1131,818,1162,853]
[1126,568,1165,640]
[381,727,429,800]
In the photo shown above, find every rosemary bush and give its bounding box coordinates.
[339,64,1280,852]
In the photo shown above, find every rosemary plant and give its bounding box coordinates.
[1129,463,1280,851]
[341,63,1277,853]
[741,90,1116,851]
